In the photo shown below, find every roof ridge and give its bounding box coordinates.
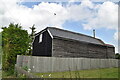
[47,27,94,38]
[47,27,104,44]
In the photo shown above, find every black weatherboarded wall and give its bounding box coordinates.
[33,29,52,56]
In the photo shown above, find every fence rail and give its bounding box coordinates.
[16,55,118,73]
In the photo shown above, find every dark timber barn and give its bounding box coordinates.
[32,27,115,59]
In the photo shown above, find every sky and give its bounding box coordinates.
[0,0,119,53]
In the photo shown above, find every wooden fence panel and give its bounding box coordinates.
[16,55,118,73]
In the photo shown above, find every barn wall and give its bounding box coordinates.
[44,31,52,56]
[88,43,107,58]
[52,38,114,58]
[16,55,118,73]
[32,30,52,56]
[107,47,115,58]
[52,37,88,57]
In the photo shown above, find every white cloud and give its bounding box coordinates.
[114,31,118,41]
[81,0,94,8]
[114,27,120,40]
[83,1,118,30]
[67,2,94,21]
[0,1,68,33]
[16,0,120,3]
[0,0,118,32]
[115,45,118,53]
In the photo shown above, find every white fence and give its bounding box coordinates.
[16,55,118,73]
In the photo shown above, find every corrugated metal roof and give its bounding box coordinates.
[47,27,105,45]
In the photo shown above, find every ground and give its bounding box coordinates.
[2,67,119,78]
[34,68,118,78]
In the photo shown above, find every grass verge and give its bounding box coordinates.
[2,70,16,78]
[34,67,118,78]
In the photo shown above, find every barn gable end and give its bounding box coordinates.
[33,29,52,56]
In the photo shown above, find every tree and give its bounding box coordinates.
[115,53,120,59]
[28,24,36,55]
[0,32,2,65]
[29,24,36,41]
[2,23,29,71]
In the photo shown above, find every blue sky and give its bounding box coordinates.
[0,0,119,53]
[20,2,105,8]
[62,20,116,43]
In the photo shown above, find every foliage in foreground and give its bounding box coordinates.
[2,23,30,72]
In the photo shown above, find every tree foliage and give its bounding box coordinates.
[29,24,36,41]
[28,24,36,55]
[2,23,29,71]
[115,53,120,59]
[0,32,2,64]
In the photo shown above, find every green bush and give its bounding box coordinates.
[2,23,30,72]
[22,66,28,71]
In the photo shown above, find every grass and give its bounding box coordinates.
[2,70,26,78]
[2,70,16,78]
[34,67,119,78]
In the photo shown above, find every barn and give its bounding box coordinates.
[32,27,115,59]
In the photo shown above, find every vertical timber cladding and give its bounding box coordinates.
[88,43,107,58]
[52,37,111,58]
[107,46,115,58]
[32,30,52,56]
[43,31,52,56]
[33,34,40,56]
